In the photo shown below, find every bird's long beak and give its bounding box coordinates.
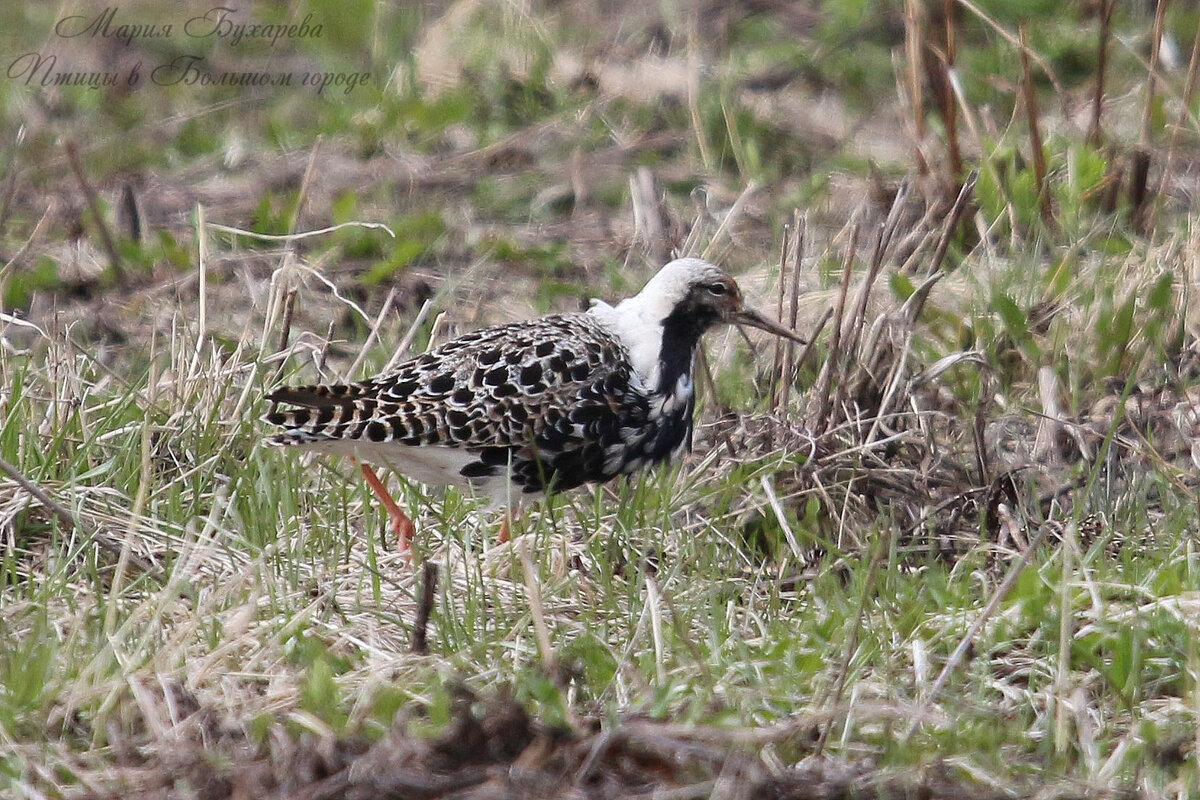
[730,308,807,345]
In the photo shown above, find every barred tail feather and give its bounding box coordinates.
[264,427,336,447]
[262,383,362,445]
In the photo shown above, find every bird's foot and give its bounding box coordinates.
[357,461,417,555]
[497,507,520,545]
[391,512,416,555]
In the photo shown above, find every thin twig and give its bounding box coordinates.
[277,289,298,353]
[795,307,832,382]
[1131,1,1167,233]
[927,172,978,274]
[1020,24,1054,228]
[1088,0,1115,145]
[630,167,667,264]
[347,286,399,380]
[411,561,438,654]
[1053,520,1077,755]
[780,214,805,411]
[686,18,713,173]
[2,201,55,274]
[904,0,929,172]
[940,0,962,180]
[810,224,859,436]
[695,346,732,451]
[645,575,667,684]
[1142,0,1169,148]
[382,299,435,374]
[701,180,758,261]
[288,135,323,235]
[760,476,804,562]
[843,185,905,369]
[517,538,557,674]
[0,135,22,240]
[130,336,158,522]
[117,182,141,243]
[64,141,126,288]
[771,223,791,411]
[206,220,396,242]
[1129,149,1152,233]
[186,204,208,383]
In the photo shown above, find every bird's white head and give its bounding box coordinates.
[592,258,804,394]
[633,258,733,318]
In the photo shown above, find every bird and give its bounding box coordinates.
[263,258,805,551]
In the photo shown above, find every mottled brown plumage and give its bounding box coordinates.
[265,313,677,502]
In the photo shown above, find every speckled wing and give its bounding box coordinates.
[264,313,669,494]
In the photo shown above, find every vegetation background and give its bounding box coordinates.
[2,0,1200,797]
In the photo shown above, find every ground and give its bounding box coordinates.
[2,1,1200,797]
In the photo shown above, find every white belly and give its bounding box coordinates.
[276,439,543,509]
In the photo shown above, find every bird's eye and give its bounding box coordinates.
[707,283,728,296]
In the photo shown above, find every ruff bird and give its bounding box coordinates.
[264,258,804,550]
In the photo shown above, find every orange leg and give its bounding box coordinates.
[357,461,416,553]
[498,506,520,545]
